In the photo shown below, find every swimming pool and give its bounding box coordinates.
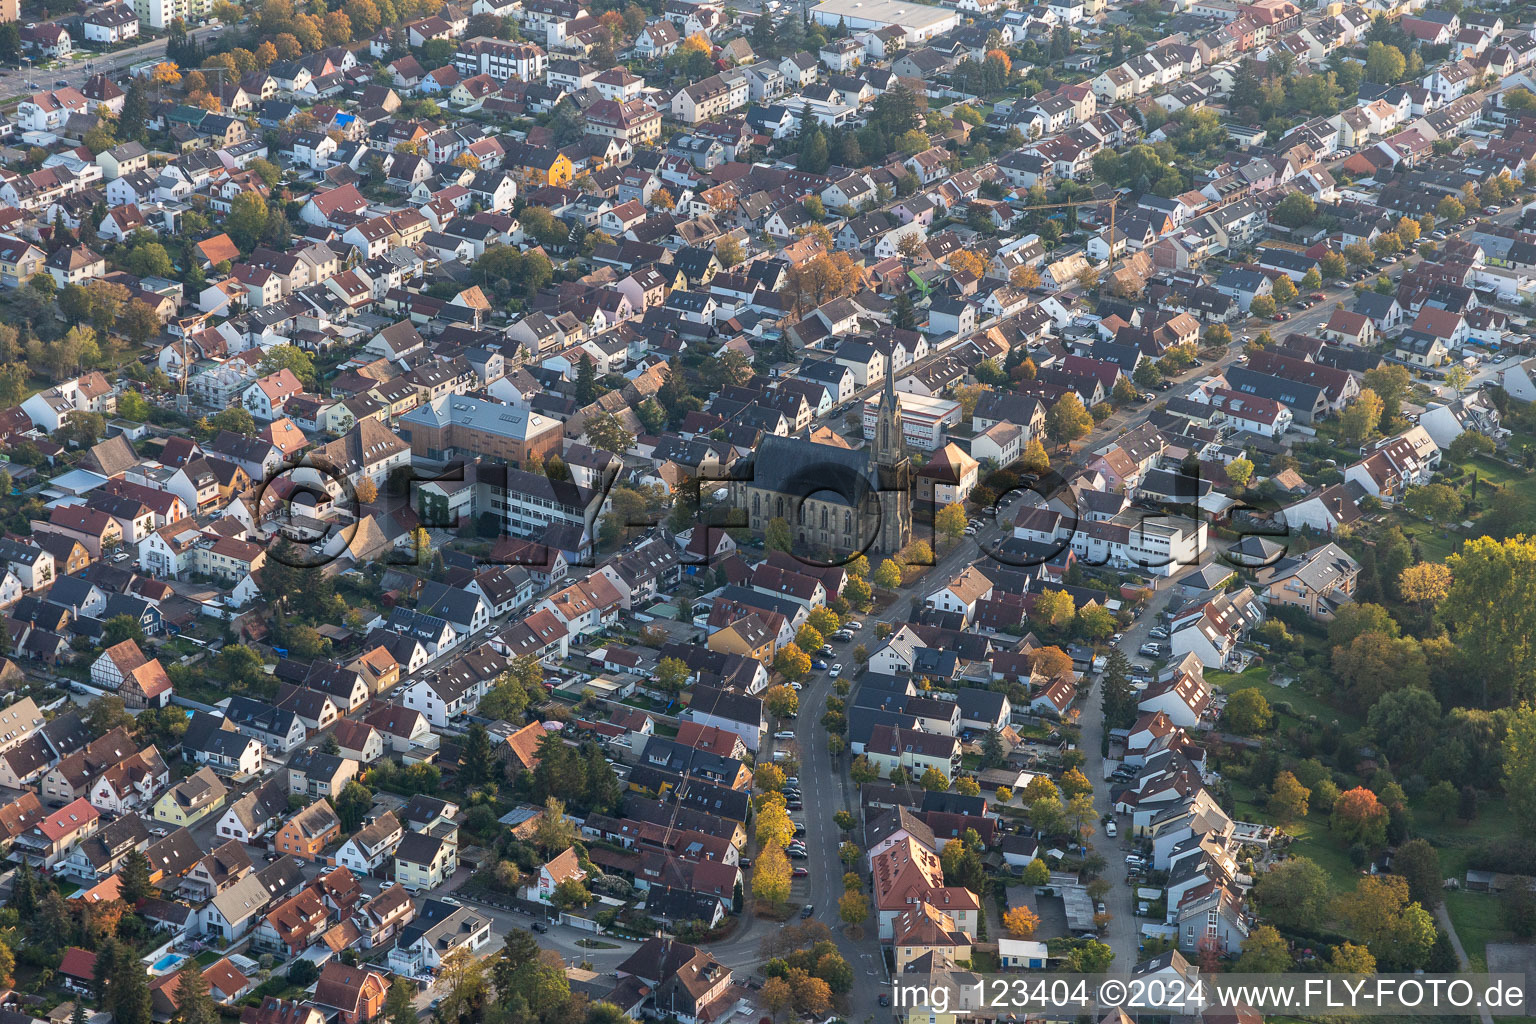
[150,953,189,974]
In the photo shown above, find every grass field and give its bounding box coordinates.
[1208,665,1363,731]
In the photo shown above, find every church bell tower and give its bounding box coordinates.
[872,371,912,555]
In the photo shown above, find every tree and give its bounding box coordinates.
[1269,770,1311,822]
[1019,439,1050,475]
[935,502,968,543]
[1059,768,1093,799]
[1067,940,1115,973]
[434,947,488,1023]
[1504,702,1536,829]
[1225,689,1272,735]
[1443,537,1536,707]
[715,236,744,268]
[850,756,878,786]
[764,516,793,552]
[333,780,374,832]
[1365,41,1407,83]
[1321,251,1348,279]
[796,624,824,653]
[172,959,217,1024]
[1065,793,1097,841]
[838,889,869,927]
[873,558,903,589]
[919,767,948,791]
[756,801,795,849]
[1437,196,1465,222]
[1332,786,1390,849]
[1223,456,1254,489]
[584,411,634,455]
[1253,857,1330,931]
[1404,483,1462,523]
[87,696,134,735]
[765,683,801,719]
[1330,942,1378,974]
[1032,589,1075,630]
[1335,633,1430,706]
[1002,905,1039,938]
[109,939,153,1024]
[1236,925,1292,973]
[534,796,579,851]
[384,978,416,1024]
[760,977,793,1021]
[1273,192,1316,228]
[1272,275,1298,305]
[1030,797,1066,836]
[1394,838,1442,909]
[1249,295,1277,319]
[753,844,792,904]
[1332,874,1436,970]
[1046,394,1092,444]
[1425,779,1458,823]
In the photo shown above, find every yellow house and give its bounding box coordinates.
[706,612,777,664]
[152,766,228,827]
[505,141,573,188]
[892,903,972,972]
[0,236,45,287]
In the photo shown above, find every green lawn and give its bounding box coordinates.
[1208,665,1362,731]
[1442,890,1503,972]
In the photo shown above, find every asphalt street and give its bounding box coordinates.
[0,25,227,101]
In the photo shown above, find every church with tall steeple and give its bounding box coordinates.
[731,372,914,562]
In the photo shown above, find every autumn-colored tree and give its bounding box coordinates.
[1002,905,1039,937]
[838,889,869,927]
[1399,562,1452,619]
[1031,645,1073,680]
[764,682,800,718]
[1332,786,1390,849]
[274,33,302,59]
[950,249,988,278]
[1059,767,1092,798]
[150,61,181,85]
[1340,388,1385,442]
[756,801,794,849]
[1019,438,1050,475]
[1226,456,1254,489]
[781,251,862,314]
[1010,264,1042,289]
[935,502,968,543]
[873,558,903,589]
[760,977,793,1021]
[1031,588,1075,629]
[254,40,278,68]
[680,31,711,54]
[1269,770,1311,822]
[753,844,792,904]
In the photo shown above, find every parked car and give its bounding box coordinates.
[789,681,803,691]
[800,904,814,918]
[1149,626,1169,639]
[1139,642,1165,657]
[792,867,809,877]
[812,659,828,670]
[1105,821,1118,837]
[530,921,548,933]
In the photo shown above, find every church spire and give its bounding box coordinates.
[875,367,903,465]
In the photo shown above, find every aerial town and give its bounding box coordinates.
[0,0,1535,1018]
